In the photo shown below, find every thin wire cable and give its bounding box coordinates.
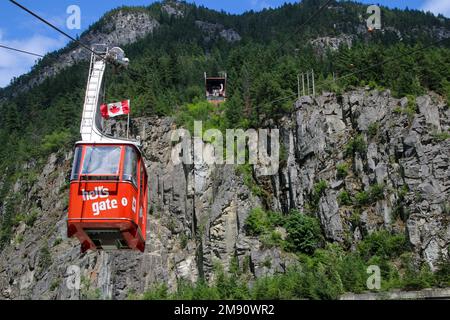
[9,0,106,62]
[0,44,44,58]
[9,0,153,85]
[252,0,335,115]
[9,0,333,95]
[11,0,447,115]
[275,0,334,53]
[315,36,450,92]
[257,36,450,114]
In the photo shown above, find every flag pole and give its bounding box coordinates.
[127,112,130,139]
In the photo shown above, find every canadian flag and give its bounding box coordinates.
[100,100,130,119]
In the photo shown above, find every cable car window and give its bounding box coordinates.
[123,146,138,186]
[82,146,121,175]
[70,146,83,181]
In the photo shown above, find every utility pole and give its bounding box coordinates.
[307,71,310,96]
[312,69,316,97]
[302,73,305,96]
[127,112,130,139]
[299,70,317,97]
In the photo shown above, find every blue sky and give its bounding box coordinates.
[0,0,449,87]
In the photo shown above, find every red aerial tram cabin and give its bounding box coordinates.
[67,142,148,252]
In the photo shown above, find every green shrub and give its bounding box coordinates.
[345,135,367,157]
[314,180,328,196]
[349,211,361,227]
[252,261,343,300]
[406,95,417,112]
[392,96,418,122]
[143,284,169,300]
[127,289,140,300]
[440,79,450,107]
[0,196,18,248]
[175,100,226,134]
[246,209,326,254]
[244,208,284,236]
[41,130,73,153]
[13,209,39,227]
[311,180,328,207]
[336,163,349,179]
[236,164,264,197]
[358,231,408,260]
[400,253,436,290]
[368,123,380,137]
[175,280,221,300]
[432,131,450,142]
[245,208,266,236]
[300,245,347,299]
[284,211,323,254]
[251,272,295,299]
[393,107,402,114]
[355,184,385,206]
[261,230,284,248]
[434,256,450,287]
[15,234,24,244]
[369,183,385,202]
[180,233,188,249]
[53,238,62,246]
[338,190,352,206]
[367,255,402,290]
[310,262,344,299]
[38,244,52,272]
[336,253,367,293]
[50,279,61,291]
[355,191,370,206]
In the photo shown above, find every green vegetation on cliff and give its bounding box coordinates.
[142,223,450,300]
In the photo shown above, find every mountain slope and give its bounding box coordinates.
[0,88,448,299]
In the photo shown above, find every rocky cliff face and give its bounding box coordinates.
[310,35,354,56]
[195,21,242,43]
[272,90,449,271]
[0,88,448,300]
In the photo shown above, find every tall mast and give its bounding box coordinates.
[79,45,139,146]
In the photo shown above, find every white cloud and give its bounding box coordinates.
[421,0,450,17]
[0,31,65,87]
[250,0,273,10]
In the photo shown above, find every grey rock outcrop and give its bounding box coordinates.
[267,89,449,269]
[195,21,242,43]
[16,10,160,93]
[162,1,185,18]
[310,35,354,56]
[0,89,448,300]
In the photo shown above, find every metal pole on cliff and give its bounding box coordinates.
[297,74,300,100]
[312,69,316,97]
[127,113,130,139]
[307,71,310,96]
[302,73,305,96]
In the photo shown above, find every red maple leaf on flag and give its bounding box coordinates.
[110,104,121,114]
